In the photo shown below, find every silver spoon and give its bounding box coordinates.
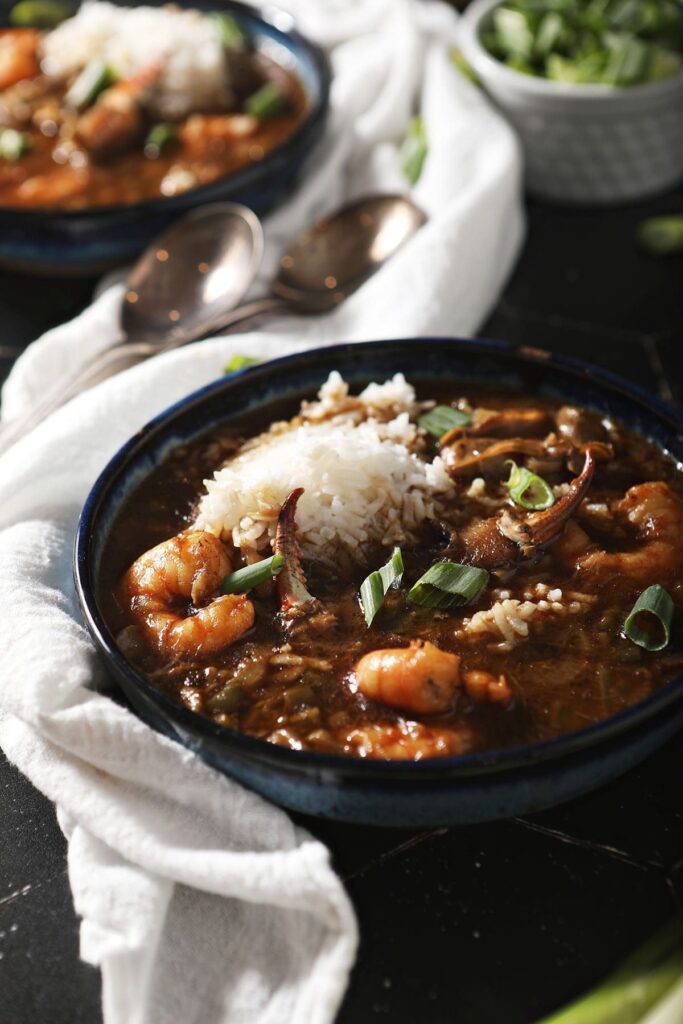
[125,193,428,334]
[0,202,264,455]
[0,194,426,455]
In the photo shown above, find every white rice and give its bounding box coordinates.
[458,586,597,651]
[42,1,229,118]
[194,373,454,563]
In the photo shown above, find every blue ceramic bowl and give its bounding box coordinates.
[74,339,683,826]
[0,0,330,274]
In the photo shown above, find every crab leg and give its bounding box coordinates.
[498,446,599,554]
[440,408,553,448]
[274,488,318,617]
[442,437,549,477]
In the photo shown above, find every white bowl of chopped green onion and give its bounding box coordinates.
[459,0,683,204]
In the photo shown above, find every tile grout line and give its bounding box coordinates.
[642,335,675,404]
[512,817,665,873]
[342,828,448,882]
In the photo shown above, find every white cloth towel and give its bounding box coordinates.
[0,2,524,1022]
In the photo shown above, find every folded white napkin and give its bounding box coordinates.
[0,2,524,1022]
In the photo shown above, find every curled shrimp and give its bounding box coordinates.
[354,640,460,714]
[577,481,683,586]
[75,64,159,159]
[0,30,40,91]
[341,720,468,760]
[120,530,254,658]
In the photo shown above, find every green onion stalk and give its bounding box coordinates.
[537,915,683,1024]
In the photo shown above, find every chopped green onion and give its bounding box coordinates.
[623,584,674,651]
[418,405,472,439]
[400,115,427,186]
[9,0,72,28]
[144,123,178,159]
[359,547,404,627]
[221,554,283,595]
[407,562,489,610]
[224,354,261,373]
[504,460,556,511]
[245,83,285,120]
[209,11,248,50]
[64,60,117,111]
[537,912,683,1024]
[0,128,29,161]
[449,47,478,83]
[637,216,683,256]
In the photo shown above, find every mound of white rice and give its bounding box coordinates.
[194,373,454,563]
[42,1,229,118]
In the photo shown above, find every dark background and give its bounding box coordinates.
[1,192,682,1023]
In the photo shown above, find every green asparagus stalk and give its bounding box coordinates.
[536,915,683,1024]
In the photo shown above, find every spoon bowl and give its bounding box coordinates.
[121,203,264,342]
[273,195,427,311]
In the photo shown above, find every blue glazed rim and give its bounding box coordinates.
[0,0,331,225]
[75,337,683,782]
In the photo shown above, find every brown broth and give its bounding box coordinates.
[98,387,683,760]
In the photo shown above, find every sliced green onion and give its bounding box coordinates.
[64,60,117,111]
[537,913,683,1024]
[407,562,488,611]
[400,115,427,186]
[9,0,73,28]
[0,128,29,161]
[209,11,248,50]
[222,554,283,595]
[224,354,261,374]
[623,584,674,652]
[417,405,472,439]
[359,547,404,627]
[505,460,555,511]
[144,123,178,159]
[245,83,285,120]
[637,216,683,256]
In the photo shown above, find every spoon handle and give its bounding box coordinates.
[199,294,289,336]
[0,339,159,458]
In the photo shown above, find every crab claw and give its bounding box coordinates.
[274,488,318,617]
[440,408,553,448]
[498,445,600,554]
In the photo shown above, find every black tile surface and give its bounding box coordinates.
[1,187,683,1024]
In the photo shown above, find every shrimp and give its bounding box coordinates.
[341,720,468,760]
[354,640,460,714]
[120,530,254,658]
[16,166,90,204]
[577,482,683,586]
[462,670,513,706]
[179,113,258,155]
[0,30,40,91]
[75,64,159,160]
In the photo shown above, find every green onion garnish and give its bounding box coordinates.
[209,11,248,50]
[0,128,29,161]
[222,554,283,595]
[224,354,261,374]
[9,0,72,28]
[359,547,404,627]
[64,60,117,111]
[407,561,489,610]
[637,216,683,256]
[144,123,178,159]
[623,584,674,652]
[245,83,285,120]
[505,460,555,511]
[400,115,427,186]
[418,405,472,439]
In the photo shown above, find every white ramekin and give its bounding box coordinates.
[459,0,683,204]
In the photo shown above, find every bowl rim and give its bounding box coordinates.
[0,0,331,223]
[459,0,683,103]
[74,336,683,782]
